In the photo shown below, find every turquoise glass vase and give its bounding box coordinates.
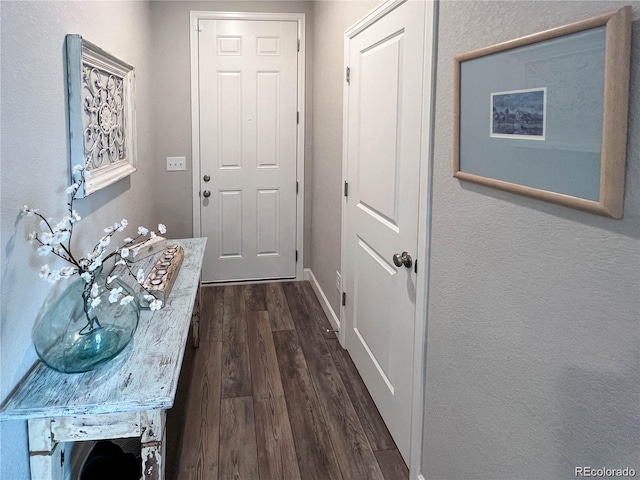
[32,269,140,373]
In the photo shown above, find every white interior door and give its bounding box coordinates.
[343,0,426,462]
[198,18,298,282]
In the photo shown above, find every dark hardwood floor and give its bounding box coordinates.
[166,281,408,480]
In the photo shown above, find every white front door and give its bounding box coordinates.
[343,0,426,461]
[198,18,298,282]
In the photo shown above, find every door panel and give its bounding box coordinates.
[218,72,242,168]
[358,33,402,224]
[199,19,298,282]
[344,0,425,462]
[354,237,396,382]
[257,189,280,255]
[256,72,280,167]
[219,190,242,257]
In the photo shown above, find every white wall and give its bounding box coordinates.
[421,1,640,478]
[0,2,156,477]
[310,0,380,313]
[149,0,314,267]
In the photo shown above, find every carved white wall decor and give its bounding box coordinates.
[66,35,137,197]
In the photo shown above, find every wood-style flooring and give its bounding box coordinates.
[166,281,408,480]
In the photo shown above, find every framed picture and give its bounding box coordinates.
[66,35,137,197]
[454,7,631,218]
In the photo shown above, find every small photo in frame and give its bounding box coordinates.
[490,88,546,140]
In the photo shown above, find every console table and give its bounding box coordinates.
[0,238,206,480]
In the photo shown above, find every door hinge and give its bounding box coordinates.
[342,292,346,306]
[344,181,349,197]
[296,181,299,194]
[295,250,298,262]
[297,39,300,52]
[297,111,299,124]
[346,66,351,85]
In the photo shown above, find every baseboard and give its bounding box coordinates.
[417,474,426,480]
[303,268,340,332]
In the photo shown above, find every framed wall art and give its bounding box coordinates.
[66,34,137,197]
[454,7,632,218]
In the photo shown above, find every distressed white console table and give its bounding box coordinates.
[0,238,206,480]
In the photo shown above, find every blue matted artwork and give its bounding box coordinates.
[453,6,632,218]
[457,27,606,202]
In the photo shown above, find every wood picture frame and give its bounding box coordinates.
[454,7,632,218]
[66,34,137,197]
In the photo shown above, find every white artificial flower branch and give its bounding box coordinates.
[20,165,168,328]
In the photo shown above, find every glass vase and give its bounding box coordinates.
[33,268,140,373]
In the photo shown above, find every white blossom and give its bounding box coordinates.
[120,295,134,306]
[59,266,77,277]
[40,232,53,245]
[108,287,123,303]
[66,184,79,194]
[150,231,157,240]
[90,297,101,308]
[123,237,133,243]
[39,220,49,232]
[104,226,114,234]
[91,282,100,298]
[149,299,163,311]
[143,294,156,302]
[88,259,102,272]
[158,224,167,235]
[21,205,38,217]
[27,232,36,244]
[57,218,71,231]
[72,164,85,174]
[114,259,127,266]
[37,245,51,256]
[39,265,51,279]
[137,226,149,236]
[46,270,62,283]
[107,275,118,284]
[136,268,145,284]
[81,272,92,283]
[71,210,81,222]
[52,230,70,245]
[120,247,130,258]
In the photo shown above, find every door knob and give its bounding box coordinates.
[203,190,211,198]
[203,175,210,182]
[393,251,412,268]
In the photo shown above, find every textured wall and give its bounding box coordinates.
[310,0,380,313]
[0,2,155,477]
[422,1,640,478]
[149,0,314,267]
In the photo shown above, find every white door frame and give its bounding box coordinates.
[339,1,437,478]
[190,11,306,281]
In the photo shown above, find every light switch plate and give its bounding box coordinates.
[166,156,186,171]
